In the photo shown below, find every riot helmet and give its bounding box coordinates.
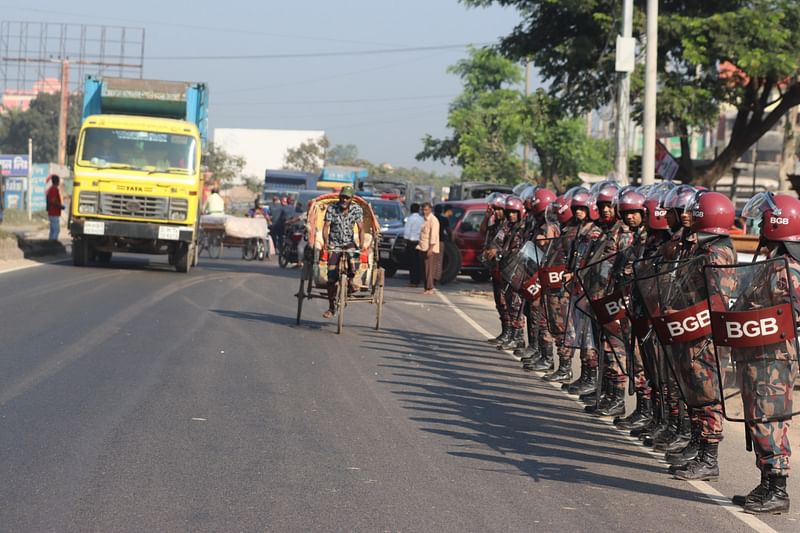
[644,198,670,230]
[687,191,734,235]
[531,187,557,216]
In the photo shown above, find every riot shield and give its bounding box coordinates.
[635,256,722,408]
[541,235,569,336]
[502,240,546,291]
[704,258,800,423]
[576,250,630,361]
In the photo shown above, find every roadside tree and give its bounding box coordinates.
[463,0,800,186]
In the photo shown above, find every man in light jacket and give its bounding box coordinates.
[403,203,424,286]
[417,202,440,294]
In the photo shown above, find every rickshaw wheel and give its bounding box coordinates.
[296,272,305,325]
[209,233,222,259]
[337,274,347,334]
[375,268,384,331]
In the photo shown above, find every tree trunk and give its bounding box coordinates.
[780,105,798,192]
[678,125,696,182]
[695,82,800,187]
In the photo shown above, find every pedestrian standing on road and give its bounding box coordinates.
[434,204,452,241]
[46,175,64,241]
[417,202,440,295]
[403,203,424,287]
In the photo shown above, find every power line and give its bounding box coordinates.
[0,6,402,47]
[146,43,483,61]
[213,94,455,107]
[215,50,456,95]
[217,102,446,121]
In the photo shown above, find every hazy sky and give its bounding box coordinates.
[1,0,524,172]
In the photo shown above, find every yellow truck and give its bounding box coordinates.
[69,76,209,272]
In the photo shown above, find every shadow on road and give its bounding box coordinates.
[209,308,324,330]
[362,326,716,506]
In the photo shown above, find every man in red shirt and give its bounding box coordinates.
[46,175,64,240]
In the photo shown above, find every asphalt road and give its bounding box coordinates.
[1,253,799,532]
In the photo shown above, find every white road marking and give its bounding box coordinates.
[437,289,778,533]
[435,290,494,339]
[191,417,207,421]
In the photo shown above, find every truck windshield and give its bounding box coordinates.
[79,127,197,173]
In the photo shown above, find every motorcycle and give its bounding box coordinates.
[278,222,305,268]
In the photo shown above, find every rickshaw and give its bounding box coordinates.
[199,215,269,261]
[295,193,385,334]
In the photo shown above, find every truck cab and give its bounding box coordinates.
[70,77,208,272]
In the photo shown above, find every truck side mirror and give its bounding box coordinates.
[67,135,77,157]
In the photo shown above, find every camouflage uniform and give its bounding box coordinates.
[561,221,603,368]
[600,220,637,389]
[527,220,560,344]
[500,221,526,329]
[633,230,672,401]
[545,223,578,340]
[734,252,800,474]
[485,220,508,325]
[687,236,736,443]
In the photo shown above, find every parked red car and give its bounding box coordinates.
[442,199,491,282]
[377,199,492,283]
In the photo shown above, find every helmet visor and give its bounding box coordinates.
[647,181,676,203]
[589,180,617,195]
[563,186,589,202]
[741,192,780,219]
[544,202,560,224]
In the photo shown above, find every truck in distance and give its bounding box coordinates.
[69,76,209,272]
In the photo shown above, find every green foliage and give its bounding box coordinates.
[283,135,329,174]
[202,142,246,187]
[524,91,611,191]
[417,47,526,184]
[326,144,360,165]
[243,176,262,194]
[463,0,800,185]
[418,47,610,188]
[0,92,82,163]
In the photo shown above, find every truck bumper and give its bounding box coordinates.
[70,219,194,242]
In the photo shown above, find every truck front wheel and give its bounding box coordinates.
[174,242,193,273]
[72,238,89,266]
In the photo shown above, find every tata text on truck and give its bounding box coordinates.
[70,76,209,272]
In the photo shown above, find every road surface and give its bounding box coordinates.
[0,253,797,532]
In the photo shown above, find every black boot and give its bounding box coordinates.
[580,374,606,405]
[650,417,679,448]
[561,361,586,392]
[596,385,626,417]
[532,343,555,371]
[631,416,659,438]
[655,415,689,451]
[488,325,510,345]
[733,467,769,507]
[566,366,589,395]
[665,428,700,466]
[674,441,720,481]
[571,368,597,396]
[518,342,540,368]
[499,328,525,352]
[543,360,572,382]
[744,474,790,514]
[616,393,652,430]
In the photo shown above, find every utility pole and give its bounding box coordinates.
[27,138,33,221]
[642,0,658,185]
[522,60,531,181]
[57,59,70,167]
[615,0,634,184]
